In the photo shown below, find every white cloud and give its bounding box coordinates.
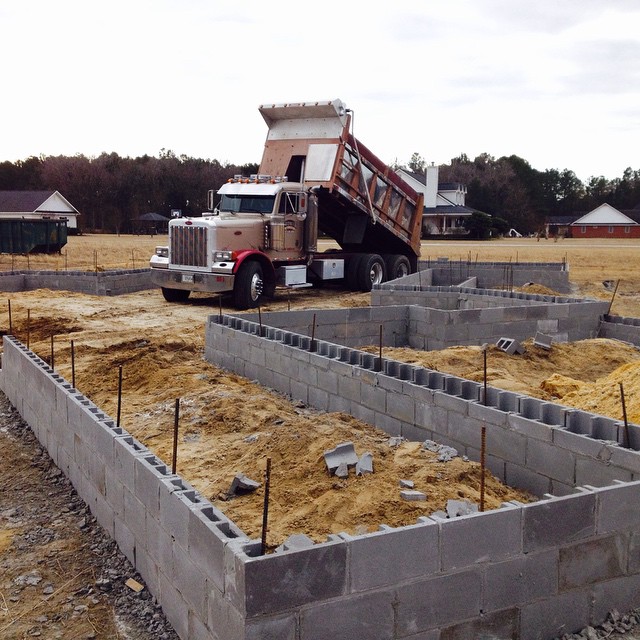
[1,0,639,180]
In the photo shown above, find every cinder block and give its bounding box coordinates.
[114,515,136,565]
[505,462,551,497]
[188,505,248,592]
[245,613,297,640]
[519,589,591,640]
[526,438,576,486]
[158,569,189,640]
[507,413,554,443]
[439,607,518,640]
[172,541,208,620]
[484,548,558,611]
[300,590,395,640]
[523,491,596,553]
[123,486,147,546]
[439,505,522,571]
[135,454,174,516]
[559,534,626,590]
[396,568,482,636]
[595,481,640,534]
[386,391,415,424]
[576,458,632,487]
[591,574,640,628]
[242,540,347,616]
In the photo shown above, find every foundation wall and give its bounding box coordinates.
[0,269,153,295]
[4,294,640,639]
[600,315,640,348]
[202,314,640,638]
[417,260,571,293]
[249,294,609,351]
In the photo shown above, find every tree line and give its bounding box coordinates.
[1,150,638,235]
[0,151,258,233]
[406,152,640,234]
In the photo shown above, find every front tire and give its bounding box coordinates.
[233,260,264,309]
[161,287,190,303]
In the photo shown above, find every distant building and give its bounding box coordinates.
[570,203,640,238]
[398,165,475,237]
[0,191,81,233]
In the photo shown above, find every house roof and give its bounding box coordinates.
[402,170,463,190]
[423,205,474,216]
[571,203,638,226]
[547,215,580,225]
[0,190,80,215]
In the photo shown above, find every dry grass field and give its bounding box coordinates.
[1,234,640,638]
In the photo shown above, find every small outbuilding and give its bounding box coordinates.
[570,203,640,238]
[0,190,81,233]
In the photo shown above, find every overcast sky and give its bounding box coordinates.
[1,0,638,181]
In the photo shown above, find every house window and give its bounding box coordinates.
[581,226,586,233]
[625,226,630,234]
[608,226,614,233]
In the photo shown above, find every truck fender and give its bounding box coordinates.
[232,250,276,297]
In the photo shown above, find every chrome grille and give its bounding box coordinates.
[171,225,207,267]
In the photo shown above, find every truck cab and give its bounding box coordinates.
[150,99,424,309]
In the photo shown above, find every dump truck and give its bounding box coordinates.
[150,99,424,309]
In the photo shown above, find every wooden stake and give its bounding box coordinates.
[620,382,630,448]
[261,457,272,556]
[172,398,180,474]
[7,299,12,335]
[27,309,30,349]
[607,279,621,316]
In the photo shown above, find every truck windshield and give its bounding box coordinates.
[219,194,275,214]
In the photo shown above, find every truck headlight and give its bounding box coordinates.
[155,246,169,258]
[214,251,233,261]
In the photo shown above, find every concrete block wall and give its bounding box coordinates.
[5,328,640,637]
[417,260,571,293]
[251,295,608,352]
[203,315,640,637]
[0,269,154,295]
[0,336,251,640]
[205,314,640,496]
[600,314,640,348]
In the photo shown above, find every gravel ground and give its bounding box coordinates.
[0,393,179,640]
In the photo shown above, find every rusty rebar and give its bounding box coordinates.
[71,340,76,389]
[172,398,180,474]
[620,382,630,448]
[480,425,487,512]
[116,365,123,428]
[261,457,272,555]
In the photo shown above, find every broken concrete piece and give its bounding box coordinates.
[533,332,553,350]
[243,434,259,443]
[422,439,440,453]
[421,439,458,462]
[446,499,479,518]
[399,479,414,489]
[275,533,315,554]
[324,441,359,474]
[401,490,426,501]
[388,436,404,447]
[227,473,261,497]
[334,462,350,478]
[437,445,459,462]
[355,452,373,476]
[496,337,525,355]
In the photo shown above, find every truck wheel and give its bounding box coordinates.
[383,254,411,281]
[357,254,385,291]
[345,254,363,291]
[234,260,264,309]
[161,287,190,303]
